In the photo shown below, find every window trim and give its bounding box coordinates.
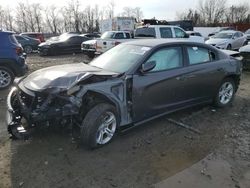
[140,46,185,74]
[185,45,218,66]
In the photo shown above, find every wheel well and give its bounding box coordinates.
[0,64,16,76]
[80,91,119,121]
[224,74,240,91]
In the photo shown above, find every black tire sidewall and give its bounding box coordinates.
[81,103,118,149]
[0,66,15,90]
[214,78,236,108]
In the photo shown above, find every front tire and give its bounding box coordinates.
[0,66,14,90]
[214,78,236,107]
[81,103,118,149]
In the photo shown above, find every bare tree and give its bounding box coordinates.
[45,5,62,34]
[226,4,249,23]
[198,0,227,26]
[15,2,29,32]
[133,7,143,22]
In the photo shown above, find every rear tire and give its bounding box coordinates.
[214,78,236,108]
[80,103,118,149]
[0,66,14,90]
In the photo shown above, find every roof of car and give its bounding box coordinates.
[0,31,15,35]
[123,39,205,47]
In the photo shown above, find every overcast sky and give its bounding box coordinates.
[1,0,249,20]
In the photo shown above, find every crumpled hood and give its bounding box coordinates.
[206,38,229,45]
[20,63,117,92]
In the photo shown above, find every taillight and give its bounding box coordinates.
[16,47,23,55]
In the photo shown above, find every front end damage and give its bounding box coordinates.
[6,72,133,139]
[6,85,80,138]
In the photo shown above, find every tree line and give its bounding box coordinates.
[177,0,250,26]
[0,0,143,34]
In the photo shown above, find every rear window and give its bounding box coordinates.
[135,28,156,38]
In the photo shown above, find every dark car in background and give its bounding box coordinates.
[15,35,40,53]
[0,31,28,89]
[7,39,241,149]
[20,32,45,43]
[38,35,90,56]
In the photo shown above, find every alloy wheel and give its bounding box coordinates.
[219,82,234,105]
[0,69,11,88]
[96,112,117,145]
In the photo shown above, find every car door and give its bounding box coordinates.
[182,45,226,101]
[68,36,82,52]
[232,32,242,49]
[132,46,188,122]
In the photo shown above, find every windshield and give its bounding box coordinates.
[212,33,233,39]
[89,44,151,73]
[101,32,115,39]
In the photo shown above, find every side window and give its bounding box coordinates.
[125,33,130,39]
[146,47,183,72]
[160,27,173,38]
[187,46,214,65]
[135,28,156,38]
[114,33,125,39]
[69,37,80,43]
[15,36,24,40]
[174,28,186,38]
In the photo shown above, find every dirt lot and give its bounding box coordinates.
[0,53,249,188]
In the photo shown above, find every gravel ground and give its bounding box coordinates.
[0,53,249,188]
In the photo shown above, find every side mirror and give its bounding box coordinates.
[140,61,156,73]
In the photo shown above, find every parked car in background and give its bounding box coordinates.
[81,31,132,58]
[20,32,45,42]
[7,39,241,149]
[38,35,90,56]
[208,27,235,37]
[245,29,250,41]
[205,30,247,50]
[239,44,250,69]
[93,25,205,56]
[0,31,28,89]
[95,31,132,55]
[15,35,40,53]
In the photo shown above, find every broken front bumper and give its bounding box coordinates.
[6,86,79,132]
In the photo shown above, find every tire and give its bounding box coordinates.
[0,66,14,90]
[226,44,232,50]
[24,45,33,54]
[243,41,248,46]
[214,78,236,108]
[81,103,118,149]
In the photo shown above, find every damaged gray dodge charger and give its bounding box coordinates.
[7,39,242,149]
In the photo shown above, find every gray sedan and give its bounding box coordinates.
[7,39,242,149]
[206,30,247,50]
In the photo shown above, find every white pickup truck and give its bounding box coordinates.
[81,25,205,56]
